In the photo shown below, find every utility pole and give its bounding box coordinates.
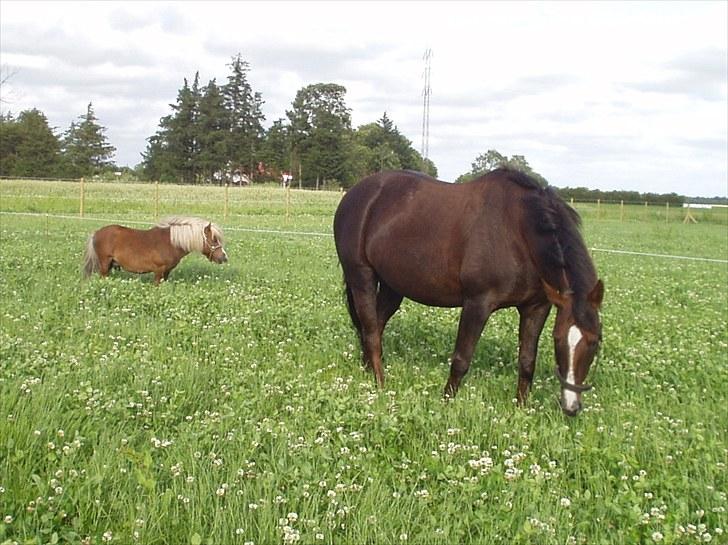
[421,48,432,163]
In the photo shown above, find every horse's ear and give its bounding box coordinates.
[205,223,212,232]
[543,281,568,308]
[588,279,604,309]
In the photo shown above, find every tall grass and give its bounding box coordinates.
[0,181,726,545]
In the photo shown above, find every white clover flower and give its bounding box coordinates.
[651,531,663,542]
[102,530,113,542]
[399,533,408,541]
[4,515,12,524]
[560,497,572,508]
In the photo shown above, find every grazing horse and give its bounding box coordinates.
[333,168,604,416]
[83,216,227,284]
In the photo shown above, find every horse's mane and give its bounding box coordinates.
[156,216,224,253]
[488,168,597,329]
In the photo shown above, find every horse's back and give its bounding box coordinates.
[334,169,542,307]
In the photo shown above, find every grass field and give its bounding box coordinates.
[1,180,726,545]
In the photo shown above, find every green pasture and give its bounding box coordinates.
[1,180,726,545]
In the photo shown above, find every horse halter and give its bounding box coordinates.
[553,366,593,393]
[203,233,223,255]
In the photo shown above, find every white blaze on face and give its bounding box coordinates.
[562,325,584,412]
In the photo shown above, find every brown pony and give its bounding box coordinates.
[333,168,604,416]
[83,216,227,284]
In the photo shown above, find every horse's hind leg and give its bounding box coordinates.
[345,267,385,387]
[376,281,403,335]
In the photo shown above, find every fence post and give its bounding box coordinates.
[597,199,600,219]
[155,182,159,219]
[79,177,85,217]
[620,200,624,222]
[224,183,229,221]
[666,202,669,224]
[285,184,291,222]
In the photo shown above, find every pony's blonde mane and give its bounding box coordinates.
[156,216,224,253]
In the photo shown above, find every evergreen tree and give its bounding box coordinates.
[347,112,436,184]
[167,74,202,183]
[62,103,116,177]
[13,109,61,177]
[0,112,21,176]
[223,54,265,179]
[143,75,202,183]
[197,78,228,183]
[260,119,291,179]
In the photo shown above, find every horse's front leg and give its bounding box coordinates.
[515,302,551,405]
[444,297,493,398]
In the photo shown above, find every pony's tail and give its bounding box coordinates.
[82,234,99,278]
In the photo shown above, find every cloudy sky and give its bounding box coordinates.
[1,1,726,196]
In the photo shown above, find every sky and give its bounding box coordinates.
[1,1,726,197]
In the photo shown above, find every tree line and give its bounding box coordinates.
[456,149,688,205]
[0,103,115,179]
[142,54,436,188]
[1,52,717,203]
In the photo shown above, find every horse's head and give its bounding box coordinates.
[203,223,228,264]
[544,279,604,416]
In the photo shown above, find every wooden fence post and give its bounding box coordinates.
[666,202,669,224]
[620,200,624,222]
[597,199,601,219]
[155,182,160,219]
[224,183,229,221]
[79,177,85,217]
[285,184,291,222]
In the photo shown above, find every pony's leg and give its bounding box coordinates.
[376,281,403,335]
[347,267,385,387]
[515,302,551,405]
[444,298,493,397]
[98,256,113,278]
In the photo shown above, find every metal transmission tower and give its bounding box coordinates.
[421,48,432,162]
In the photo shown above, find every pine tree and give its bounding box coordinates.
[197,78,229,183]
[166,74,202,183]
[14,109,61,177]
[223,54,265,179]
[62,103,116,177]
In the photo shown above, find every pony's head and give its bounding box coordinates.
[202,222,228,264]
[544,279,604,416]
[158,216,228,264]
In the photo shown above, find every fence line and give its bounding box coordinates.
[3,178,728,225]
[4,211,728,263]
[0,211,334,238]
[590,247,727,264]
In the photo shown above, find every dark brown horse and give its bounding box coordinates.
[83,216,227,284]
[333,168,603,416]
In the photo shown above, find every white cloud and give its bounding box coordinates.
[1,0,726,196]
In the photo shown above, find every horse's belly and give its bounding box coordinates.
[374,255,464,307]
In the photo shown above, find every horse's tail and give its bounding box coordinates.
[82,234,99,278]
[343,280,362,333]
